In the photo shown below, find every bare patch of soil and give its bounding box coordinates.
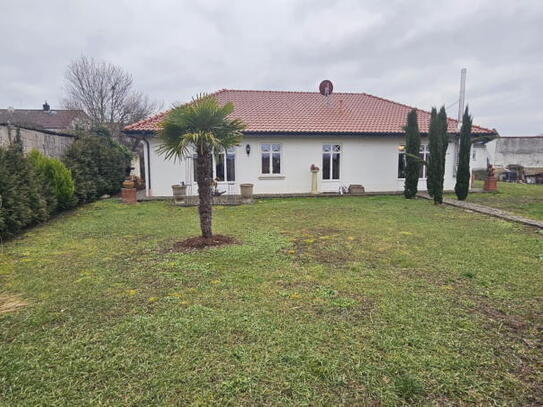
[171,235,237,252]
[0,295,28,314]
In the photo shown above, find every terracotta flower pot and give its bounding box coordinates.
[122,180,135,189]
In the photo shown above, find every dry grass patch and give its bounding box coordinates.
[0,294,28,314]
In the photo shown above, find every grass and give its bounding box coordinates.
[1,196,542,406]
[448,181,543,221]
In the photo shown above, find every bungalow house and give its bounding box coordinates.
[124,88,497,197]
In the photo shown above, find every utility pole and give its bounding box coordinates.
[454,68,467,176]
[457,68,467,127]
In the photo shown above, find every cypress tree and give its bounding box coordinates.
[0,133,47,239]
[433,106,449,204]
[403,109,421,198]
[426,108,438,197]
[454,107,473,200]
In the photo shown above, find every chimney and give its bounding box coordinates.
[43,101,50,111]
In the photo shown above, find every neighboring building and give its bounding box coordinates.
[0,102,87,132]
[0,124,76,159]
[485,136,543,184]
[0,102,87,158]
[124,88,497,197]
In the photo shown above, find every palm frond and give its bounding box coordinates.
[157,94,246,161]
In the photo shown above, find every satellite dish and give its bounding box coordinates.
[319,80,333,96]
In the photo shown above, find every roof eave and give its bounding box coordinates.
[123,129,498,137]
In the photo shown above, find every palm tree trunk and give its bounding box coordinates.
[196,148,213,238]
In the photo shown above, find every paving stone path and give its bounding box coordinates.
[417,193,543,229]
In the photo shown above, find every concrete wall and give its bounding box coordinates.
[494,137,543,169]
[144,134,458,197]
[0,125,74,159]
[471,143,492,171]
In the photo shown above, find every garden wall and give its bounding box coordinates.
[0,125,75,159]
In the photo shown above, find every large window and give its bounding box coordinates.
[193,147,236,182]
[322,144,341,180]
[261,143,281,174]
[215,147,236,182]
[398,144,429,179]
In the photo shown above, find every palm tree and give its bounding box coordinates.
[157,94,245,238]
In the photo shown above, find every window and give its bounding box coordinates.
[418,145,429,178]
[322,144,341,180]
[193,147,235,182]
[215,147,236,182]
[472,148,476,160]
[398,147,406,178]
[261,143,281,174]
[398,145,429,179]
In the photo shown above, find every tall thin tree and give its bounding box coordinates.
[426,108,438,197]
[426,106,449,204]
[454,106,473,200]
[157,95,245,238]
[404,109,421,198]
[433,106,449,204]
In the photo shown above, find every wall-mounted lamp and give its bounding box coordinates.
[397,145,405,152]
[245,144,251,156]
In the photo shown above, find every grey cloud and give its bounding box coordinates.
[0,0,541,136]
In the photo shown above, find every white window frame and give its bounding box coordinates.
[192,147,236,183]
[214,147,236,182]
[398,144,429,179]
[322,143,342,181]
[260,143,282,175]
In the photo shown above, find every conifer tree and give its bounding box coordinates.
[0,132,47,239]
[403,109,421,198]
[433,106,449,204]
[454,107,473,200]
[426,108,438,197]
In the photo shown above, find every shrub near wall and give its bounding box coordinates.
[0,139,48,239]
[28,150,76,213]
[0,127,130,240]
[62,128,132,204]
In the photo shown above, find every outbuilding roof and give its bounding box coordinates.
[124,89,496,135]
[0,108,87,131]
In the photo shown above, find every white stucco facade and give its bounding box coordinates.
[141,134,459,197]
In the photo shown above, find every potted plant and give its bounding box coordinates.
[172,182,187,205]
[310,164,320,194]
[122,179,135,189]
[240,183,254,204]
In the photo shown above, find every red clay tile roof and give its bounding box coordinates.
[124,89,496,135]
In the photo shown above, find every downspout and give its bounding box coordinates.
[143,137,151,196]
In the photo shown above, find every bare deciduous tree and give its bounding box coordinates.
[63,56,156,141]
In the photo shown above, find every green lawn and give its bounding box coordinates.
[1,197,542,406]
[455,181,543,221]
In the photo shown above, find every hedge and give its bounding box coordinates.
[0,136,47,239]
[0,127,133,240]
[62,128,132,204]
[28,150,76,213]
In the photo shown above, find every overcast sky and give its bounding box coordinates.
[1,0,542,136]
